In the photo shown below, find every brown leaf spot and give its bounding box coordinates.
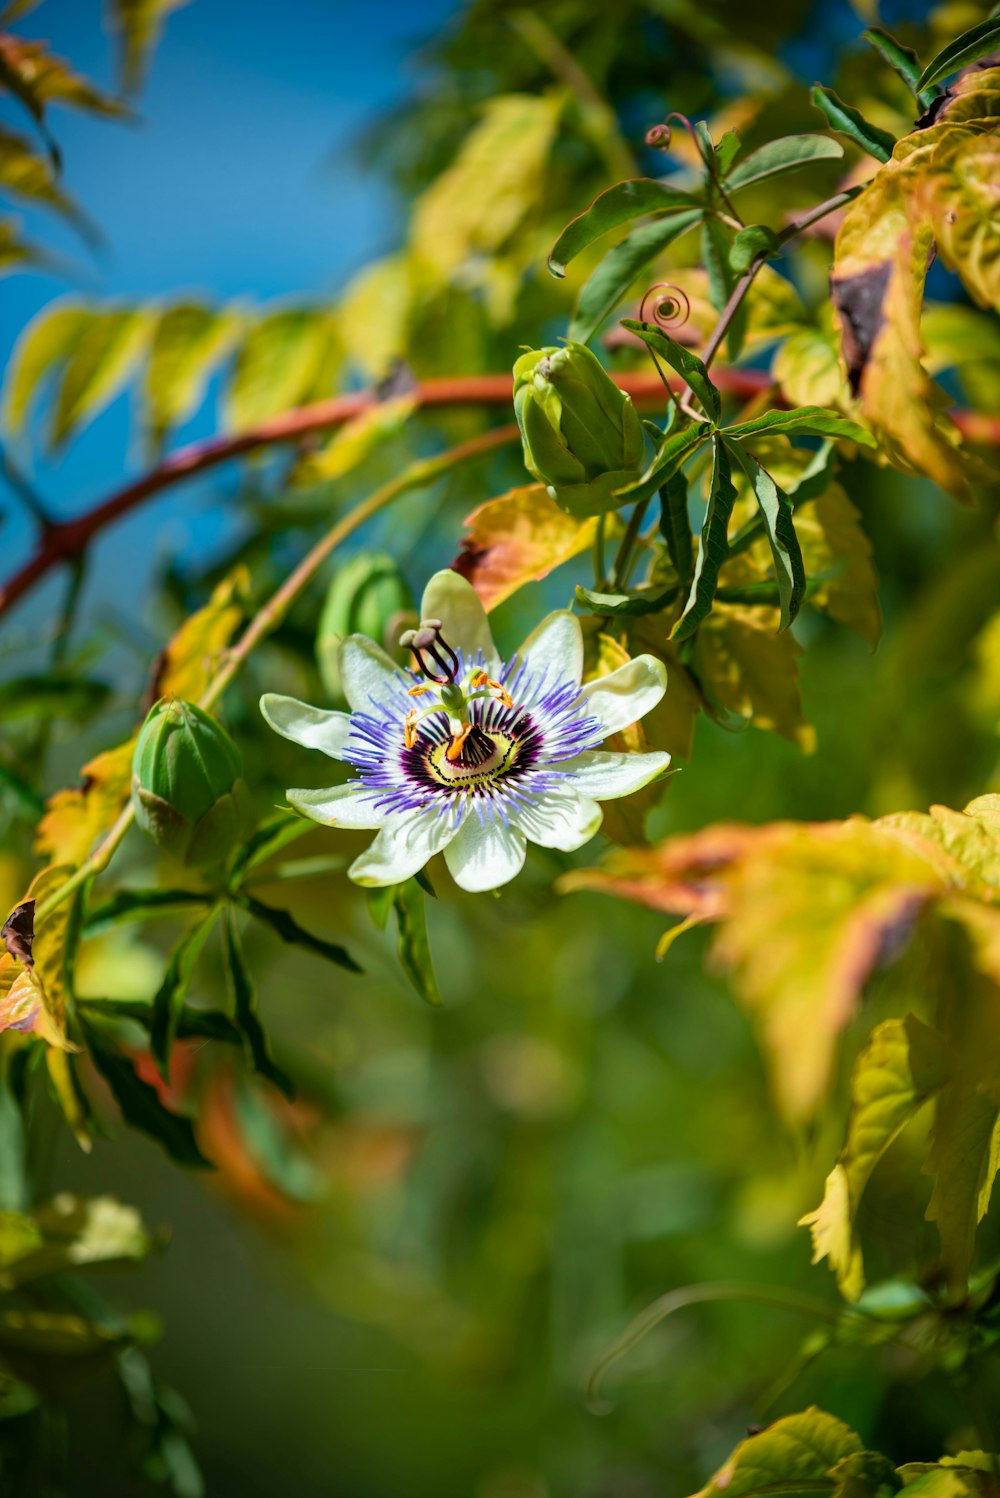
[2,899,35,967]
[831,261,893,393]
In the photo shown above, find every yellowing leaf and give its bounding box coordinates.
[800,1015,945,1300]
[337,252,414,381]
[0,34,125,119]
[106,0,188,93]
[144,301,243,445]
[696,602,816,749]
[454,484,595,612]
[411,92,565,278]
[795,482,882,646]
[920,125,1000,313]
[49,308,156,450]
[774,325,847,410]
[2,301,94,434]
[153,566,248,702]
[224,308,337,431]
[691,1408,864,1498]
[46,1049,91,1151]
[292,396,416,487]
[36,740,135,866]
[879,797,1000,895]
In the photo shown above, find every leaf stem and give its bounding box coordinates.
[611,496,652,591]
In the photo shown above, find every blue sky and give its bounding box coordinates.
[1,0,456,629]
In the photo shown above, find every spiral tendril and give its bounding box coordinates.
[638,282,692,333]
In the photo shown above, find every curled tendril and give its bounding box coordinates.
[638,282,692,333]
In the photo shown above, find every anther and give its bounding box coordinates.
[403,709,419,749]
[445,723,474,762]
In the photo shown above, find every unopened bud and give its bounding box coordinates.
[316,552,414,701]
[131,699,249,869]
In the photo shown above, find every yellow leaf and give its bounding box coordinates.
[696,602,816,749]
[1,300,94,434]
[920,125,1000,313]
[411,92,565,277]
[50,308,156,450]
[224,307,337,431]
[799,1015,945,1300]
[337,252,415,381]
[154,567,248,701]
[292,396,416,487]
[454,484,595,611]
[46,1049,91,1152]
[144,301,244,445]
[795,482,882,646]
[36,739,135,866]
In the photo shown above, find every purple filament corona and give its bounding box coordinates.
[343,649,605,823]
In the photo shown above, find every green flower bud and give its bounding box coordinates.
[513,342,645,517]
[316,552,415,701]
[131,699,249,869]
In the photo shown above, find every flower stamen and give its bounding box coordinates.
[400,618,460,684]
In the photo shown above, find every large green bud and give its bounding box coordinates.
[513,342,645,517]
[316,552,414,701]
[131,699,249,869]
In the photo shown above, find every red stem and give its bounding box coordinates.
[1,369,996,619]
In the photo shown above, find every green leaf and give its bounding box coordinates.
[575,581,681,617]
[726,439,805,631]
[810,85,895,164]
[619,318,721,421]
[224,308,335,431]
[724,406,877,446]
[672,435,737,642]
[79,1015,211,1169]
[728,223,780,273]
[222,909,294,1099]
[917,16,1000,92]
[547,179,704,277]
[658,468,693,584]
[863,27,935,104]
[568,209,702,344]
[392,878,441,1007]
[799,1016,946,1301]
[77,996,242,1045]
[49,308,155,449]
[714,128,741,176]
[1,301,93,433]
[150,909,220,1080]
[229,812,312,883]
[240,894,361,973]
[723,134,844,191]
[144,301,242,446]
[84,887,214,936]
[690,1407,865,1498]
[615,422,711,502]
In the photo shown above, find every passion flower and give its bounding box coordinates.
[260,571,670,893]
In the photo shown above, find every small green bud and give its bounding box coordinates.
[512,342,645,517]
[131,699,249,869]
[316,552,415,701]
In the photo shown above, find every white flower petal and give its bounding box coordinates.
[561,748,671,801]
[287,783,386,829]
[514,610,584,689]
[260,694,352,759]
[515,787,602,852]
[338,635,408,712]
[348,807,460,887]
[420,569,499,671]
[580,654,667,738]
[444,815,527,892]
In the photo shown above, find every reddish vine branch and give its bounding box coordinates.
[2,368,997,620]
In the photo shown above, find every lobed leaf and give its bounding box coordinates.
[2,301,94,434]
[548,178,705,277]
[392,879,441,1007]
[222,909,294,1098]
[726,440,805,632]
[453,484,596,612]
[690,1407,864,1498]
[79,1014,211,1169]
[917,16,1000,93]
[672,436,737,642]
[569,208,702,344]
[619,319,721,421]
[800,1015,946,1301]
[49,308,156,450]
[240,894,361,973]
[658,467,694,585]
[144,301,243,446]
[575,582,681,618]
[725,406,876,446]
[723,133,843,191]
[810,85,895,163]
